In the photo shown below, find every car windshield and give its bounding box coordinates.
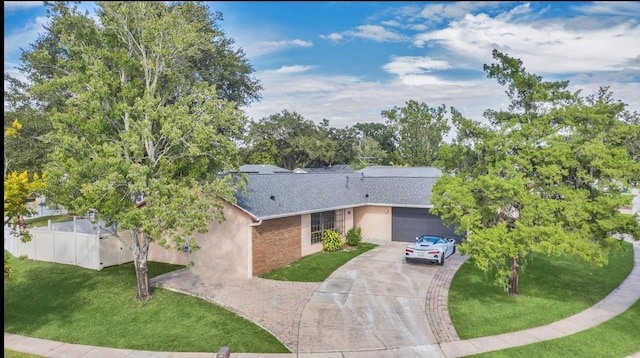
[419,236,443,244]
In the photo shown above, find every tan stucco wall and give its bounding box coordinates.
[300,213,321,257]
[147,240,191,266]
[345,207,354,233]
[147,201,253,280]
[353,205,392,241]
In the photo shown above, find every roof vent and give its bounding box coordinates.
[270,195,276,200]
[365,193,369,198]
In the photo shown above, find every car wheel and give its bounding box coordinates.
[406,258,411,264]
[439,254,445,266]
[453,245,456,254]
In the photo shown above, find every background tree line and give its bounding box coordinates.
[5,93,453,174]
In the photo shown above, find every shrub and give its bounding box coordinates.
[346,226,362,246]
[322,229,343,252]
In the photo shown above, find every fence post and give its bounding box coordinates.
[52,227,56,263]
[75,230,78,266]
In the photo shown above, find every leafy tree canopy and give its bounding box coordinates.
[432,49,640,295]
[13,1,256,300]
[244,110,343,170]
[382,100,450,166]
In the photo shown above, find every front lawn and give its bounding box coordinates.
[449,240,634,338]
[3,252,289,354]
[259,242,377,281]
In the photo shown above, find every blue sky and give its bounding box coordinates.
[4,1,640,129]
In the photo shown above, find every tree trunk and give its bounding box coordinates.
[132,228,152,301]
[507,256,520,296]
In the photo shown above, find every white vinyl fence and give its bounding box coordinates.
[4,225,134,271]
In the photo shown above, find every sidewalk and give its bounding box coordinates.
[439,236,640,357]
[5,238,640,357]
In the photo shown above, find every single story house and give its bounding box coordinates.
[148,166,461,279]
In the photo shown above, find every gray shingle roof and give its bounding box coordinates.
[294,164,354,174]
[239,164,291,174]
[356,166,442,177]
[235,167,441,219]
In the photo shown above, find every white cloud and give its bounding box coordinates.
[3,1,44,12]
[384,56,451,75]
[381,20,402,28]
[412,12,640,75]
[247,39,313,58]
[320,33,343,42]
[321,25,408,44]
[577,1,640,17]
[419,1,503,24]
[243,68,506,129]
[244,64,640,131]
[270,65,314,74]
[290,39,313,47]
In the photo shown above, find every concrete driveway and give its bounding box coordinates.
[297,241,444,356]
[152,240,450,356]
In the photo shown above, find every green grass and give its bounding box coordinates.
[4,349,42,358]
[259,242,378,281]
[23,214,76,227]
[465,299,640,358]
[449,240,634,339]
[4,253,289,354]
[5,239,637,357]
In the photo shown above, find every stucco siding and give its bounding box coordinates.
[148,241,190,266]
[354,206,392,241]
[345,207,355,234]
[148,201,252,280]
[252,216,301,276]
[300,214,323,257]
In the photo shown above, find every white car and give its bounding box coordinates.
[405,235,456,265]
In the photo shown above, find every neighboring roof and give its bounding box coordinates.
[235,167,441,220]
[356,166,442,177]
[239,164,291,174]
[294,164,354,174]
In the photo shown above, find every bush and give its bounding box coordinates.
[346,226,362,246]
[322,229,343,252]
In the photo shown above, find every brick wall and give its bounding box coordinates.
[252,216,301,276]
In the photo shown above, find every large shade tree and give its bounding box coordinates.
[382,100,450,166]
[432,50,640,295]
[244,110,342,170]
[352,122,398,166]
[15,1,259,300]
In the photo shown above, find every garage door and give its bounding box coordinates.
[391,207,461,243]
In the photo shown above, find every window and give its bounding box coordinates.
[311,209,345,244]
